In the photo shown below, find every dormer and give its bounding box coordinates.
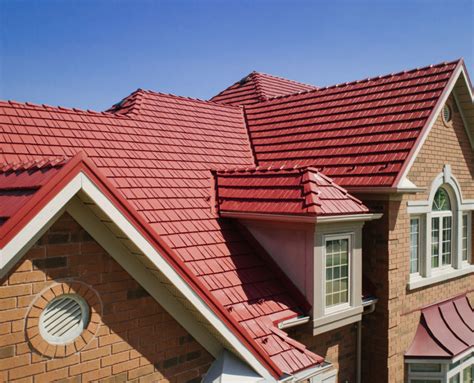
[213,166,382,334]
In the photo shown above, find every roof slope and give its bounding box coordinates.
[244,60,462,187]
[0,97,323,376]
[215,166,368,217]
[210,72,318,106]
[0,157,68,227]
[406,295,473,359]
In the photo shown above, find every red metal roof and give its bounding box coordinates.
[243,60,461,187]
[406,295,474,359]
[210,71,318,106]
[215,166,368,217]
[0,97,323,376]
[0,157,69,227]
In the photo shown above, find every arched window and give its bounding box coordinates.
[431,187,453,268]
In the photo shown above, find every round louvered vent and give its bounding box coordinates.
[443,104,452,124]
[39,294,89,344]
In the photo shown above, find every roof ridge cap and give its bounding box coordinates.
[253,71,318,90]
[250,73,268,102]
[260,58,462,104]
[0,99,131,120]
[142,89,242,109]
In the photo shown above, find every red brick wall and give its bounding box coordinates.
[358,98,474,383]
[0,213,213,383]
[288,323,357,383]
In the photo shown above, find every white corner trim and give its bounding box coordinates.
[0,173,82,277]
[396,64,472,187]
[407,265,474,290]
[0,172,276,382]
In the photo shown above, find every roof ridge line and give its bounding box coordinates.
[253,71,318,90]
[0,99,132,120]
[249,73,268,102]
[260,58,462,104]
[140,89,243,109]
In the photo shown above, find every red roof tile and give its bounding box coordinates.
[0,96,322,376]
[0,156,69,227]
[210,71,318,106]
[243,60,461,187]
[406,295,474,359]
[215,166,368,217]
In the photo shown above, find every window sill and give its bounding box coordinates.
[312,306,362,335]
[408,265,474,290]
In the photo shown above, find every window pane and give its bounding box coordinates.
[325,238,350,308]
[411,363,442,372]
[462,214,468,262]
[410,218,420,273]
[411,381,442,383]
[433,187,451,211]
[442,216,452,265]
[449,373,460,383]
[432,218,440,268]
[463,364,472,383]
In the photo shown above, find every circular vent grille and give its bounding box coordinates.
[39,294,89,344]
[443,104,452,124]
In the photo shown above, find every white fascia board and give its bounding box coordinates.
[0,172,276,382]
[396,65,473,187]
[79,174,276,382]
[316,213,383,223]
[66,197,223,358]
[0,173,82,278]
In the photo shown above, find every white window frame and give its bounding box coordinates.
[410,216,422,275]
[313,221,363,335]
[431,209,453,270]
[406,352,473,383]
[323,234,352,315]
[461,212,472,264]
[407,166,474,290]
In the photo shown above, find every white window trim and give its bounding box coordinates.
[407,166,474,290]
[323,234,352,315]
[461,212,472,265]
[313,222,363,335]
[410,216,423,276]
[431,210,453,270]
[406,352,473,383]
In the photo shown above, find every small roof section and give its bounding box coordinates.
[210,71,318,106]
[0,156,69,228]
[405,295,474,359]
[214,166,369,218]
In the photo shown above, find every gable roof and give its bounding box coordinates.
[0,98,324,378]
[243,60,464,188]
[210,71,318,106]
[214,166,369,218]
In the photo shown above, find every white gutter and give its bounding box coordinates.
[277,316,310,330]
[316,213,383,223]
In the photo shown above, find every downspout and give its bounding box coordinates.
[357,299,378,383]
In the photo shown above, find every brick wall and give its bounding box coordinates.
[0,213,213,383]
[288,323,357,383]
[359,98,474,383]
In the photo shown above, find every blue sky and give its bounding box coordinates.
[1,0,472,111]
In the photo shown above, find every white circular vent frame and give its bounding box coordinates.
[39,294,89,345]
[443,103,452,124]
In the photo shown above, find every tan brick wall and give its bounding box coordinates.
[0,213,213,383]
[360,99,474,383]
[288,323,357,383]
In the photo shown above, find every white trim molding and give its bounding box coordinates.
[407,166,474,290]
[396,63,474,187]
